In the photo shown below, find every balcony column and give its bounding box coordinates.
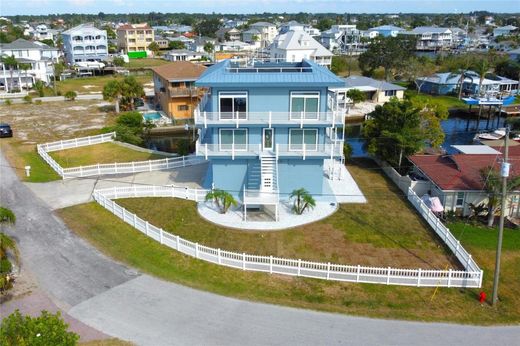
[300,111,304,128]
[236,111,239,128]
[204,111,207,128]
[303,143,306,161]
[269,111,272,128]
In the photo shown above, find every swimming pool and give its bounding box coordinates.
[143,112,162,121]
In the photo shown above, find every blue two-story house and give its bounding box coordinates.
[195,59,345,218]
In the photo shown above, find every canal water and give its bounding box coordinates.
[345,113,507,157]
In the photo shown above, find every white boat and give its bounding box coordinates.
[474,128,506,141]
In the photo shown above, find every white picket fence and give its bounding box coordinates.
[37,132,206,179]
[92,185,483,288]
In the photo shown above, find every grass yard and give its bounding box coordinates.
[57,159,520,324]
[406,91,467,110]
[56,73,152,95]
[124,58,171,70]
[49,142,166,168]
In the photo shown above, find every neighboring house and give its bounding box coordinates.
[368,25,405,37]
[62,23,108,64]
[152,61,206,119]
[249,22,278,48]
[163,49,205,62]
[32,24,54,41]
[507,47,520,61]
[167,35,194,45]
[241,28,262,44]
[0,38,60,89]
[402,26,453,50]
[194,59,345,213]
[329,75,406,108]
[154,35,169,49]
[319,25,366,53]
[279,21,321,37]
[117,23,154,55]
[216,41,258,52]
[450,27,468,47]
[493,25,518,37]
[188,36,217,53]
[417,71,519,95]
[409,145,520,218]
[223,19,247,29]
[215,27,241,42]
[270,30,333,68]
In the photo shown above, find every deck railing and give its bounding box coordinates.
[91,185,483,288]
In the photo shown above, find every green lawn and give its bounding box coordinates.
[2,142,62,182]
[56,74,152,95]
[49,142,166,168]
[406,91,467,109]
[56,159,520,324]
[124,58,171,70]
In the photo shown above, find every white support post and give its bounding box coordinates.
[185,187,188,200]
[133,213,136,228]
[269,111,272,128]
[300,111,304,128]
[236,111,239,128]
[205,143,208,160]
[195,243,199,258]
[466,254,472,270]
[303,143,306,161]
[204,111,207,128]
[242,253,246,270]
[218,248,221,264]
[149,160,152,172]
[455,240,460,257]
[297,259,301,276]
[356,265,361,282]
[269,256,273,274]
[176,235,180,250]
[114,162,118,174]
[160,229,163,244]
[386,267,391,285]
[232,142,235,160]
[79,166,83,177]
[326,262,331,280]
[417,268,422,287]
[448,269,452,288]
[145,221,149,236]
[97,163,101,175]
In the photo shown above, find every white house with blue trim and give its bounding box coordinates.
[194,59,346,218]
[368,25,405,37]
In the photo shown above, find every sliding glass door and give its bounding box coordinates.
[290,92,320,120]
[219,129,248,151]
[289,129,318,151]
[219,92,247,120]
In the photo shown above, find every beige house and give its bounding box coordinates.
[117,23,155,53]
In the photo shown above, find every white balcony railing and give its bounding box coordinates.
[195,109,344,127]
[196,141,343,160]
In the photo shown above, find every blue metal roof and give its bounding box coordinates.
[195,59,344,88]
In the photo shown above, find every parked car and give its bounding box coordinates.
[0,123,13,138]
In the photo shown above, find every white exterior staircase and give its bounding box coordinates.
[260,154,278,192]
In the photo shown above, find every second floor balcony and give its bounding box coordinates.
[168,87,202,98]
[195,109,344,127]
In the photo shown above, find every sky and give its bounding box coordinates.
[1,0,519,16]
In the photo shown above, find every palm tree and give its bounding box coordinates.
[290,188,316,215]
[480,167,520,227]
[473,58,492,96]
[121,76,144,111]
[1,55,18,93]
[18,63,31,92]
[205,189,237,214]
[0,206,19,280]
[103,79,123,113]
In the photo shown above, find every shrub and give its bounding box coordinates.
[0,310,79,345]
[22,95,32,104]
[290,188,316,215]
[205,189,237,214]
[343,142,353,162]
[34,100,42,105]
[64,90,77,101]
[3,100,12,106]
[176,138,192,156]
[116,111,142,128]
[33,80,45,97]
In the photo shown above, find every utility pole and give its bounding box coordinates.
[492,126,510,306]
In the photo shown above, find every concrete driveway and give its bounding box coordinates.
[1,151,519,346]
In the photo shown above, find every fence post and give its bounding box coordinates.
[242,253,246,270]
[149,160,152,172]
[160,229,163,244]
[97,163,101,175]
[297,259,301,276]
[466,254,472,270]
[479,270,484,288]
[145,221,149,236]
[218,248,221,264]
[132,161,135,173]
[356,265,361,282]
[195,243,199,258]
[176,235,180,250]
[269,255,273,274]
[386,267,391,285]
[327,262,331,280]
[455,240,460,257]
[417,268,422,287]
[448,269,452,288]
[185,187,188,200]
[133,213,136,228]
[79,166,83,177]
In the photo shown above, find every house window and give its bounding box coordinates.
[455,192,465,208]
[384,90,396,97]
[289,129,318,151]
[178,105,189,111]
[290,92,320,120]
[219,129,247,151]
[219,91,247,120]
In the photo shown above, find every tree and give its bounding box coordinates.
[358,36,417,81]
[224,32,231,42]
[400,56,436,92]
[34,80,45,97]
[168,40,186,50]
[121,76,144,111]
[148,41,160,56]
[39,38,55,47]
[203,42,214,54]
[205,189,237,214]
[316,18,333,32]
[363,98,425,169]
[1,55,18,92]
[472,57,492,96]
[194,18,222,38]
[102,25,116,39]
[290,188,316,215]
[103,79,123,113]
[18,62,31,91]
[64,90,77,101]
[330,55,348,75]
[346,88,366,106]
[113,56,126,67]
[0,310,79,345]
[0,206,18,296]
[480,166,520,227]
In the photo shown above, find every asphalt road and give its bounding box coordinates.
[1,151,519,345]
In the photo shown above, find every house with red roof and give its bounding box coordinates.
[408,145,520,217]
